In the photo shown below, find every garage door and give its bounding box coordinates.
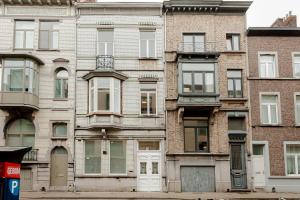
[181,166,215,192]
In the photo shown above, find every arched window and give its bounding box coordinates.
[55,69,68,98]
[6,119,35,147]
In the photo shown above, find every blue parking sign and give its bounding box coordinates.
[8,179,19,196]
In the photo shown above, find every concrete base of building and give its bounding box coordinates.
[255,177,300,193]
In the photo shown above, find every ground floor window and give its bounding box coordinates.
[184,118,209,152]
[286,144,300,175]
[110,140,126,174]
[85,140,101,174]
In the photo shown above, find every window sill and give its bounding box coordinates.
[139,57,158,60]
[36,49,60,52]
[76,175,136,178]
[269,175,300,179]
[221,50,246,54]
[179,93,219,97]
[87,112,122,117]
[53,98,69,101]
[140,114,159,118]
[248,77,300,80]
[258,124,283,127]
[14,48,34,51]
[51,137,68,140]
[220,97,247,101]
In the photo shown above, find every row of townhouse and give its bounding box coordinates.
[0,0,300,193]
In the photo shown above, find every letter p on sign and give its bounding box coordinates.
[9,179,20,196]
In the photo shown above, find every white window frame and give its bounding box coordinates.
[259,92,281,125]
[109,140,127,175]
[140,84,157,116]
[39,20,59,50]
[97,29,114,56]
[284,141,300,176]
[292,52,300,78]
[294,93,300,126]
[89,77,121,113]
[14,20,35,49]
[139,30,156,58]
[84,140,102,175]
[258,52,278,78]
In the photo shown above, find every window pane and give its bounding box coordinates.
[98,88,110,111]
[261,105,269,124]
[194,35,204,52]
[15,31,24,48]
[183,73,192,93]
[294,63,300,77]
[228,79,234,97]
[182,63,214,71]
[140,40,147,57]
[226,38,232,51]
[227,70,242,78]
[4,68,24,92]
[85,140,101,174]
[140,31,155,40]
[5,59,24,68]
[148,40,155,57]
[25,31,34,49]
[231,145,242,170]
[39,31,49,49]
[183,35,193,52]
[0,68,2,92]
[228,117,246,131]
[53,123,67,137]
[205,73,214,92]
[260,63,267,77]
[267,63,275,77]
[149,92,156,114]
[139,141,160,150]
[184,119,208,127]
[140,162,147,174]
[6,135,21,146]
[141,92,147,114]
[235,79,242,97]
[287,145,300,154]
[114,79,120,113]
[52,31,59,49]
[197,128,208,151]
[16,21,34,29]
[110,141,126,174]
[262,95,277,103]
[296,104,300,124]
[22,135,35,147]
[106,42,113,55]
[184,128,195,152]
[287,155,296,175]
[152,162,158,174]
[99,30,113,42]
[270,104,278,124]
[232,35,240,51]
[194,73,203,93]
[55,79,62,98]
[63,79,68,98]
[253,144,264,155]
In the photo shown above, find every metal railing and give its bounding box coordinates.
[23,149,38,161]
[96,55,114,70]
[178,42,216,53]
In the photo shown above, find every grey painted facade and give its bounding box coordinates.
[0,1,76,191]
[74,2,166,192]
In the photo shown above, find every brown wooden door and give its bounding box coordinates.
[50,147,68,187]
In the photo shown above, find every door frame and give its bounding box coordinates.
[136,140,162,192]
[252,141,270,188]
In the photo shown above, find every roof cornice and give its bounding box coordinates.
[76,2,162,9]
[247,27,300,37]
[0,0,74,6]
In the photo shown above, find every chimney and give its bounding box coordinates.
[271,11,297,27]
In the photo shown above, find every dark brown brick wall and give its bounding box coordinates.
[248,36,300,176]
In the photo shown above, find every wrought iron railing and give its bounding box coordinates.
[178,42,216,53]
[23,149,38,161]
[96,55,114,70]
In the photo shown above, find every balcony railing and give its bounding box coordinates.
[96,55,114,70]
[23,149,38,161]
[178,42,216,53]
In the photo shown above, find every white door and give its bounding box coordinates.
[137,152,161,191]
[253,144,265,187]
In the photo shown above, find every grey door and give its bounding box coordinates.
[181,166,215,192]
[20,169,32,191]
[50,147,68,187]
[230,143,247,189]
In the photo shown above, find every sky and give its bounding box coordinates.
[97,0,300,27]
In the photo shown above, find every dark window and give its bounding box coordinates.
[228,117,246,131]
[227,70,242,98]
[226,34,240,51]
[182,63,215,94]
[183,34,205,52]
[184,119,209,152]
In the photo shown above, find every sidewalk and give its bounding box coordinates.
[20,191,300,200]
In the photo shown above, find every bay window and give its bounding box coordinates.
[89,77,121,113]
[2,59,39,95]
[286,144,300,175]
[181,63,215,94]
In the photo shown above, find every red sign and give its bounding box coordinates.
[0,162,20,179]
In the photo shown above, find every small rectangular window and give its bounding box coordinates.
[98,29,114,55]
[139,141,160,150]
[261,94,279,124]
[293,54,300,78]
[140,31,155,58]
[85,140,101,174]
[259,55,276,78]
[110,141,126,174]
[228,117,246,131]
[140,84,156,115]
[39,21,59,49]
[53,123,67,137]
[253,144,264,155]
[183,34,205,52]
[226,34,240,51]
[15,20,34,49]
[227,70,243,98]
[286,144,300,175]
